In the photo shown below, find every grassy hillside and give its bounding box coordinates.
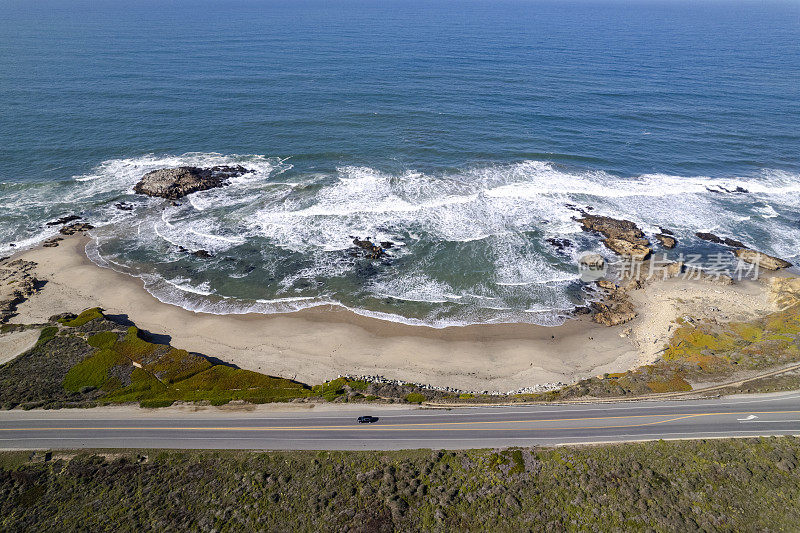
[1,438,799,531]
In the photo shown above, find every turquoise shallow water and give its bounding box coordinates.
[1,0,799,325]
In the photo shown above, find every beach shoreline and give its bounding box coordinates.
[1,235,782,392]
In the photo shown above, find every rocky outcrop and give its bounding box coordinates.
[133,165,251,200]
[0,259,39,323]
[734,249,792,270]
[59,222,94,235]
[603,238,651,261]
[590,280,636,326]
[577,214,651,260]
[695,232,745,248]
[655,233,676,248]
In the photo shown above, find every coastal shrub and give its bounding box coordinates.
[321,378,347,401]
[60,307,103,327]
[114,327,157,361]
[139,399,175,408]
[346,379,368,391]
[63,348,126,392]
[459,393,474,400]
[405,392,426,404]
[103,368,166,403]
[87,331,117,349]
[36,326,58,347]
[647,376,692,393]
[145,348,211,383]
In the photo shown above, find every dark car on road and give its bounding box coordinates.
[357,416,379,424]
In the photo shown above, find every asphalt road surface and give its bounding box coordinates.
[1,392,799,450]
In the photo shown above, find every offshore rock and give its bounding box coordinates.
[695,232,746,248]
[578,214,651,260]
[133,165,250,200]
[351,237,391,259]
[734,249,792,270]
[46,215,81,226]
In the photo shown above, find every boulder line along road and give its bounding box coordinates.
[1,392,799,450]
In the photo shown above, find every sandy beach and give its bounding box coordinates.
[1,235,782,392]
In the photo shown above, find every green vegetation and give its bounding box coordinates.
[405,392,426,404]
[35,326,58,347]
[57,307,103,327]
[2,438,800,531]
[1,308,313,409]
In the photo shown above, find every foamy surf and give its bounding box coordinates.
[6,153,800,327]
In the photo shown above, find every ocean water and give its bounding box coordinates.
[1,0,799,326]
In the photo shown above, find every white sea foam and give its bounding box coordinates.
[10,154,800,326]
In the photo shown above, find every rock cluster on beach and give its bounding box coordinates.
[133,165,251,200]
[734,249,792,270]
[0,259,39,323]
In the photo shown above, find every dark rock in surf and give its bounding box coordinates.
[46,215,81,226]
[546,238,574,252]
[695,232,746,248]
[114,202,134,211]
[190,249,213,258]
[133,165,251,200]
[351,237,389,260]
[706,185,749,194]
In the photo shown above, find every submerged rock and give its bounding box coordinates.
[46,215,81,227]
[577,214,651,260]
[133,165,250,200]
[734,249,792,270]
[190,249,213,258]
[546,238,574,252]
[655,233,677,249]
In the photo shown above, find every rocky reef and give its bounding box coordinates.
[133,165,251,200]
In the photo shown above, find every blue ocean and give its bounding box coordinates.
[1,0,799,326]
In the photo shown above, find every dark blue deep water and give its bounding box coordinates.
[1,0,799,325]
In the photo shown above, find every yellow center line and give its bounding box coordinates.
[1,410,799,432]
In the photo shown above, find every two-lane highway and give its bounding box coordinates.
[1,392,799,450]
